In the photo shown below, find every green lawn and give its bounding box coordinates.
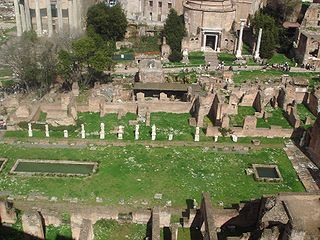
[267,53,296,67]
[0,144,304,207]
[233,70,319,86]
[45,224,72,240]
[6,112,211,141]
[218,53,236,66]
[264,107,292,129]
[163,51,205,68]
[178,228,192,240]
[93,219,146,240]
[297,104,316,122]
[230,106,256,127]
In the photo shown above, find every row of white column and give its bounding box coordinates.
[236,20,263,60]
[13,0,80,37]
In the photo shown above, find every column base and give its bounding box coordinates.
[236,50,242,59]
[254,52,260,60]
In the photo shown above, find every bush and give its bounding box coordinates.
[169,50,183,62]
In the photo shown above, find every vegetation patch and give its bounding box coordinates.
[0,144,304,207]
[93,219,146,240]
[45,224,72,240]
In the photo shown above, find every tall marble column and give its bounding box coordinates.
[68,0,74,35]
[254,28,263,60]
[13,0,22,36]
[24,0,32,31]
[19,4,27,32]
[46,0,53,36]
[35,0,42,36]
[57,0,63,33]
[236,21,245,59]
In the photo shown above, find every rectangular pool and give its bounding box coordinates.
[11,160,97,176]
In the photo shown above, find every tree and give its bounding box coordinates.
[87,3,128,41]
[57,33,115,88]
[0,31,57,96]
[251,11,279,59]
[163,9,186,62]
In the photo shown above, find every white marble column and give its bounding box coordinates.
[68,0,74,35]
[35,0,42,36]
[13,0,22,36]
[24,0,32,31]
[57,0,63,33]
[19,4,27,32]
[236,21,245,59]
[46,0,53,37]
[254,28,262,60]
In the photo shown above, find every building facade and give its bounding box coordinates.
[295,3,320,67]
[183,0,264,52]
[118,0,183,26]
[13,0,96,37]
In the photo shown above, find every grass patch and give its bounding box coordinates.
[189,51,205,65]
[230,106,256,127]
[297,103,316,122]
[267,53,296,67]
[218,53,236,66]
[0,68,12,77]
[178,228,192,240]
[93,219,146,240]
[233,70,319,86]
[131,35,160,53]
[0,144,304,207]
[38,112,47,122]
[45,224,72,240]
[163,51,205,68]
[265,107,292,129]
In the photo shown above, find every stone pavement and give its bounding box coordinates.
[284,141,320,192]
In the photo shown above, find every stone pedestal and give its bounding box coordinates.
[231,134,238,142]
[28,123,32,137]
[168,133,173,141]
[214,136,218,142]
[151,124,156,141]
[81,124,85,139]
[118,126,124,140]
[135,125,140,140]
[100,123,105,140]
[64,130,68,138]
[194,127,200,142]
[45,124,49,138]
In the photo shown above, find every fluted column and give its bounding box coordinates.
[35,0,42,36]
[24,0,32,31]
[46,0,53,36]
[236,21,245,59]
[68,0,74,35]
[13,0,22,36]
[19,4,27,32]
[57,0,63,33]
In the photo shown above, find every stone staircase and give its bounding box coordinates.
[204,49,219,69]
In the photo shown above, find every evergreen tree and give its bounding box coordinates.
[163,9,186,62]
[251,11,279,59]
[87,3,128,41]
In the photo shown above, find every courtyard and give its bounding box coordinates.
[0,144,304,208]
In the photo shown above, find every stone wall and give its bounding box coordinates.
[206,126,293,138]
[308,113,320,167]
